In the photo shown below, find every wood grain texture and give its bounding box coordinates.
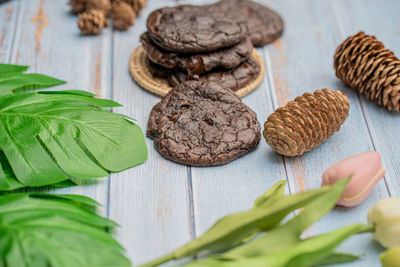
[0,1,20,62]
[108,2,193,265]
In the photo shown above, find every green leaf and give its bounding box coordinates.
[272,224,371,267]
[223,178,350,258]
[52,179,77,188]
[0,64,147,191]
[143,179,368,267]
[142,182,336,266]
[184,224,370,267]
[237,180,287,245]
[39,90,96,96]
[28,193,101,212]
[313,251,360,266]
[253,180,286,208]
[0,150,24,191]
[0,193,131,267]
[0,73,66,95]
[0,64,28,75]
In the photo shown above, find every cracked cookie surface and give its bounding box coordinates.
[141,32,253,78]
[147,81,261,166]
[216,0,284,47]
[147,4,248,53]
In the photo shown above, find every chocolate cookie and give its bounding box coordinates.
[216,0,284,47]
[141,32,253,77]
[168,57,260,92]
[147,81,261,166]
[147,5,248,53]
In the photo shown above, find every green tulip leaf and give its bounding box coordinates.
[224,178,351,258]
[184,224,370,267]
[142,181,344,266]
[314,251,360,266]
[143,179,371,267]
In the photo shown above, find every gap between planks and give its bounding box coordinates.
[7,0,21,63]
[262,47,292,194]
[187,166,197,240]
[106,19,116,219]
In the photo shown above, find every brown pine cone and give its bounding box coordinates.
[86,0,112,17]
[263,89,349,156]
[334,32,400,111]
[77,9,109,35]
[112,1,136,31]
[118,0,146,14]
[69,0,87,14]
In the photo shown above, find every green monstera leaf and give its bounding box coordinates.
[0,64,147,191]
[0,193,131,267]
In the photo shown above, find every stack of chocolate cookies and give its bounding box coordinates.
[140,1,284,166]
[135,0,283,97]
[141,33,259,93]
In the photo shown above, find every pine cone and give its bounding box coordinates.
[86,0,112,17]
[334,32,400,111]
[263,89,349,156]
[118,0,146,14]
[77,9,109,35]
[112,1,136,31]
[69,0,87,14]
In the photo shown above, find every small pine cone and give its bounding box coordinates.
[112,1,136,31]
[133,0,146,14]
[69,0,87,14]
[118,0,147,14]
[77,9,109,35]
[334,32,400,111]
[86,0,112,17]
[263,89,349,157]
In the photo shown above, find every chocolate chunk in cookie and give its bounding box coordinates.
[147,81,261,166]
[168,57,260,92]
[141,32,253,77]
[216,0,284,47]
[147,5,248,53]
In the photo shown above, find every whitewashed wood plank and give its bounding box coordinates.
[263,1,390,266]
[8,0,112,216]
[0,0,19,62]
[329,0,400,198]
[108,1,193,265]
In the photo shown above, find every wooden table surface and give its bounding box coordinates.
[1,0,400,266]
